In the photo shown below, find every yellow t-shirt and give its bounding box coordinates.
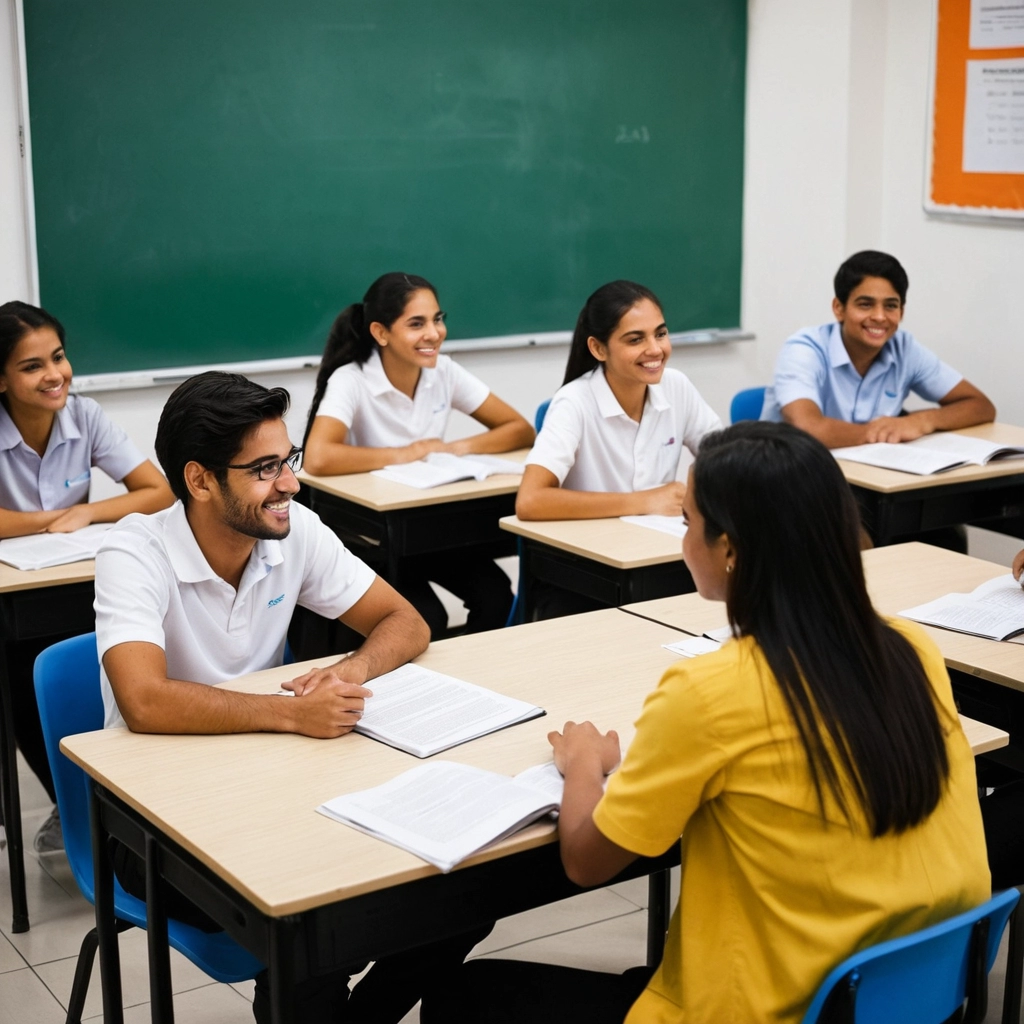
[593,619,989,1024]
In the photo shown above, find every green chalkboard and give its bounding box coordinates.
[24,1,746,376]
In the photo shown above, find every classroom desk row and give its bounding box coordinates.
[3,422,1024,933]
[61,577,1008,1024]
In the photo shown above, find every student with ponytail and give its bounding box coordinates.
[424,421,990,1024]
[304,273,534,637]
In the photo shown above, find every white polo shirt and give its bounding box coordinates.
[0,394,145,512]
[95,500,377,728]
[526,367,723,492]
[316,349,490,446]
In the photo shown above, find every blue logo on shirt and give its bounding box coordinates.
[267,594,285,607]
[64,470,91,487]
[884,390,897,398]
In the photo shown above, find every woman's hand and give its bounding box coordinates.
[549,720,621,777]
[46,504,93,533]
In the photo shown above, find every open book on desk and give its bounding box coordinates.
[371,453,525,489]
[0,523,113,571]
[900,575,1024,641]
[351,663,545,758]
[832,434,1024,476]
[318,760,565,872]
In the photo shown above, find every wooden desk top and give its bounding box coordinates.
[61,608,685,918]
[499,515,683,569]
[0,559,95,595]
[838,423,1024,494]
[298,449,529,512]
[624,541,1024,694]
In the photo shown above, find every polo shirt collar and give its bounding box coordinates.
[165,501,285,585]
[0,401,81,453]
[590,367,668,417]
[828,322,896,373]
[362,349,437,398]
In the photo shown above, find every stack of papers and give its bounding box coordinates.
[318,760,564,872]
[833,434,1024,476]
[663,625,733,657]
[900,575,1024,641]
[620,515,687,538]
[352,663,545,758]
[0,523,114,571]
[371,453,524,489]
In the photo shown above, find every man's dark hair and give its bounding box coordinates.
[156,371,290,505]
[833,250,909,306]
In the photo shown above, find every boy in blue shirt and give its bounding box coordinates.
[761,250,994,446]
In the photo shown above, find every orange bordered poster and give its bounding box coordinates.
[926,0,1024,217]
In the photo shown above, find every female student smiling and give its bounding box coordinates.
[515,280,721,522]
[303,273,534,637]
[424,421,990,1024]
[0,301,173,852]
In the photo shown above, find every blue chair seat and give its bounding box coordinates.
[730,386,766,423]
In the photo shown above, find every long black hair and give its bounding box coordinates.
[692,420,950,836]
[304,272,437,445]
[562,280,663,386]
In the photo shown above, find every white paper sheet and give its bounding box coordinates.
[0,523,114,571]
[963,58,1024,175]
[901,574,1024,641]
[620,514,687,538]
[355,663,544,757]
[970,0,1024,49]
[371,453,524,489]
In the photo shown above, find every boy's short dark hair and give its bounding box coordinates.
[156,371,290,505]
[833,251,909,306]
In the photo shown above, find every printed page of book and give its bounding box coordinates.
[900,574,1024,640]
[317,761,558,872]
[831,443,964,476]
[0,523,113,571]
[355,663,545,758]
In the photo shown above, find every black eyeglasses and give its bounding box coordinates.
[226,447,303,481]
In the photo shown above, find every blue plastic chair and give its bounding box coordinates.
[801,888,1019,1024]
[729,386,766,423]
[534,398,551,433]
[34,633,263,1024]
[505,398,552,627]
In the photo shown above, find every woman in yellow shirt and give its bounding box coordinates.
[423,420,990,1024]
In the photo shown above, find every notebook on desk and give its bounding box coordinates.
[371,453,524,489]
[832,434,1024,476]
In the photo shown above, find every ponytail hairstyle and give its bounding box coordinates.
[562,280,663,386]
[304,272,437,444]
[691,420,950,837]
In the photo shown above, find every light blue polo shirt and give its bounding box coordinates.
[0,394,145,511]
[760,323,962,424]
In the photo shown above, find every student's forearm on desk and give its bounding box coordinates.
[104,642,369,737]
[780,400,873,448]
[0,507,67,539]
[303,437,446,475]
[446,420,534,457]
[516,470,684,520]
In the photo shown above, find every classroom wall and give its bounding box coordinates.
[0,0,1021,500]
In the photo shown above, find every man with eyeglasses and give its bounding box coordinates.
[95,371,485,1023]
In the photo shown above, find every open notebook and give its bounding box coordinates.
[371,453,524,489]
[832,434,1024,476]
[900,574,1024,642]
[0,523,114,571]
[318,760,565,872]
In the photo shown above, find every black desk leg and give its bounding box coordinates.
[0,644,29,932]
[269,917,298,1024]
[91,784,125,1024]
[145,833,175,1023]
[646,869,671,969]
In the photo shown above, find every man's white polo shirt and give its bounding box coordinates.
[96,500,376,729]
[525,367,722,492]
[316,349,490,446]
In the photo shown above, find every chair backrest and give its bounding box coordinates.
[801,888,1019,1024]
[33,632,105,904]
[535,398,551,432]
[729,386,766,423]
[34,632,265,983]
